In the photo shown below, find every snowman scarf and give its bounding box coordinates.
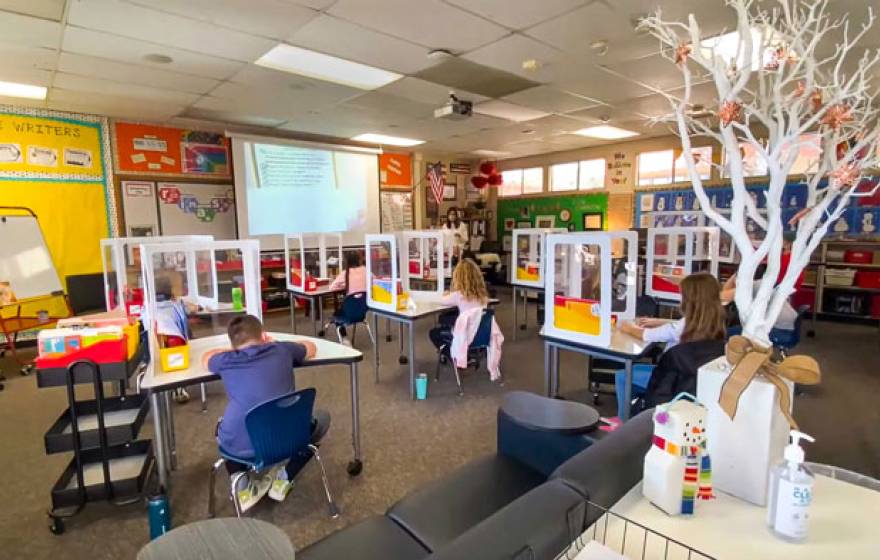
[652,435,714,514]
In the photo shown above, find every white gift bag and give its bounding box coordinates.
[696,356,792,506]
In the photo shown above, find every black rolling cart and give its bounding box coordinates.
[37,344,153,534]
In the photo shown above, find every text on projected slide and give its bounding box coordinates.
[252,143,337,190]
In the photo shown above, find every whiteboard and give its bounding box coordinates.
[157,182,237,239]
[0,214,64,300]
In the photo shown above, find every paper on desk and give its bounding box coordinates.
[574,541,629,560]
[155,300,187,339]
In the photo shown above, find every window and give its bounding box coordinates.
[723,134,821,178]
[500,169,523,197]
[674,146,712,182]
[549,158,606,192]
[550,162,578,192]
[637,149,674,186]
[579,158,606,190]
[523,167,543,194]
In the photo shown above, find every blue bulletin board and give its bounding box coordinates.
[634,181,879,238]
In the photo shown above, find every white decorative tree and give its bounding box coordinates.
[641,0,880,345]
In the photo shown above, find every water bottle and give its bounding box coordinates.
[148,493,171,539]
[231,286,243,311]
[416,373,428,400]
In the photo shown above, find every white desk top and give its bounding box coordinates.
[140,332,362,392]
[540,327,654,359]
[586,478,880,560]
[288,285,343,297]
[369,297,500,320]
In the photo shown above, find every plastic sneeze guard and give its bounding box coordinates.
[544,232,612,347]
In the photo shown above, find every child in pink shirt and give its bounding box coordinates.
[329,253,366,294]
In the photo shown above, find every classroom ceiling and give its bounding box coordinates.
[1,0,878,159]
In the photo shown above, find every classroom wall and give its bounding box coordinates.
[412,152,488,230]
[496,193,608,241]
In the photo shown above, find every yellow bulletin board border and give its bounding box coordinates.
[0,106,117,235]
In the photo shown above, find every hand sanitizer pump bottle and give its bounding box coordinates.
[767,430,815,543]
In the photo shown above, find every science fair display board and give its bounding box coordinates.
[284,232,343,293]
[543,232,613,347]
[646,227,720,302]
[231,134,381,249]
[511,228,566,288]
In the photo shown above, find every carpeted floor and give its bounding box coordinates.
[1,288,878,559]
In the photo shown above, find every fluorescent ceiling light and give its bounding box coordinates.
[473,100,549,123]
[0,80,47,100]
[473,149,511,157]
[574,125,639,139]
[700,27,781,69]
[255,44,401,90]
[352,133,425,147]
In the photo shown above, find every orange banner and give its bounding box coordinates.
[379,152,412,190]
[114,122,230,178]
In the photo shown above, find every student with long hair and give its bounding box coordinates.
[614,273,726,420]
[429,258,489,349]
[328,251,367,341]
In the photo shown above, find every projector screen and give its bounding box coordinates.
[231,135,381,249]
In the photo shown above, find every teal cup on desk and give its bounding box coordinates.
[416,373,428,400]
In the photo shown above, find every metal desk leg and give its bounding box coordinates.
[622,359,633,421]
[408,321,416,399]
[543,340,551,396]
[398,322,407,364]
[163,391,178,470]
[289,293,296,332]
[317,295,325,337]
[347,362,363,476]
[512,287,518,341]
[385,318,392,342]
[521,288,528,330]
[552,345,561,398]
[310,297,317,336]
[151,392,169,490]
[372,312,380,383]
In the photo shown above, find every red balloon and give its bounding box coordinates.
[479,162,496,176]
[487,173,503,186]
[471,175,489,189]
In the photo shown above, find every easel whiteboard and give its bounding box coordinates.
[0,213,64,300]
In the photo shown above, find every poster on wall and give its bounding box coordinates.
[379,152,412,191]
[121,180,160,237]
[380,191,413,231]
[115,122,230,177]
[157,182,236,238]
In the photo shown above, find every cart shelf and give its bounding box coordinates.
[50,440,153,511]
[37,343,144,388]
[44,394,148,455]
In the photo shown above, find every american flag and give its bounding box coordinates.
[427,161,444,205]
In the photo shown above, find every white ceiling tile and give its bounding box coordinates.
[502,85,600,114]
[328,0,509,51]
[67,0,276,62]
[444,0,589,30]
[342,92,435,120]
[180,107,287,128]
[0,0,65,20]
[376,77,487,106]
[193,95,295,122]
[604,54,704,93]
[49,88,184,121]
[473,100,549,122]
[0,43,56,72]
[0,10,61,48]
[126,0,319,41]
[287,0,337,9]
[53,72,202,105]
[63,27,245,80]
[463,34,564,83]
[555,60,653,104]
[0,65,53,86]
[0,94,46,109]
[212,65,363,108]
[57,52,220,94]
[289,14,434,74]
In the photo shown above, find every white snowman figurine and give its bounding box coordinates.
[643,393,714,516]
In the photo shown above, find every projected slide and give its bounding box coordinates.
[235,139,380,246]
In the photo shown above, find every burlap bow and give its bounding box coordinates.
[719,335,821,430]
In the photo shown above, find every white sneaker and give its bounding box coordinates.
[235,473,271,513]
[268,465,293,502]
[173,387,190,404]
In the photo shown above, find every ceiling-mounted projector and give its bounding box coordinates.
[434,93,472,120]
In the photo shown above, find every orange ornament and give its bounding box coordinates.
[675,43,692,65]
[821,104,853,130]
[810,90,823,112]
[793,81,806,97]
[829,163,861,188]
[718,100,742,126]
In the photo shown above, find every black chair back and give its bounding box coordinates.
[470,308,495,349]
[639,339,725,410]
[339,291,368,323]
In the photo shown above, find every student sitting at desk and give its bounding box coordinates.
[615,273,725,422]
[203,315,328,512]
[154,274,197,404]
[328,252,367,342]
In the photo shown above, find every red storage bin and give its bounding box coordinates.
[855,271,880,289]
[872,295,880,318]
[844,250,873,264]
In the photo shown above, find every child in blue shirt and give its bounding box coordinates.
[204,314,328,511]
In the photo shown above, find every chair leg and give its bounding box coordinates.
[208,458,225,518]
[451,362,463,396]
[200,383,207,413]
[229,471,248,518]
[335,325,344,343]
[351,324,357,345]
[308,444,340,518]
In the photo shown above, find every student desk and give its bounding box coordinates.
[540,328,657,421]
[574,474,880,559]
[288,285,344,337]
[511,285,543,340]
[139,333,364,490]
[369,298,499,399]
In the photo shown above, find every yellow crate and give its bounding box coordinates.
[159,344,189,373]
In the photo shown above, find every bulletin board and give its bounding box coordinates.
[0,107,115,284]
[633,180,880,238]
[114,122,231,178]
[497,193,608,242]
[380,191,413,231]
[156,182,237,238]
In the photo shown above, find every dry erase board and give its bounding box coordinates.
[0,214,64,301]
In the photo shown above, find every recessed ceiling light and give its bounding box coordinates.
[701,27,780,68]
[427,49,454,60]
[256,44,401,90]
[0,80,46,100]
[352,133,424,147]
[143,53,173,64]
[473,149,512,157]
[574,125,639,139]
[474,100,549,122]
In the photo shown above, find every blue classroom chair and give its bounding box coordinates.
[434,308,497,396]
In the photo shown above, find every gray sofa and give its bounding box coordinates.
[300,406,653,560]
